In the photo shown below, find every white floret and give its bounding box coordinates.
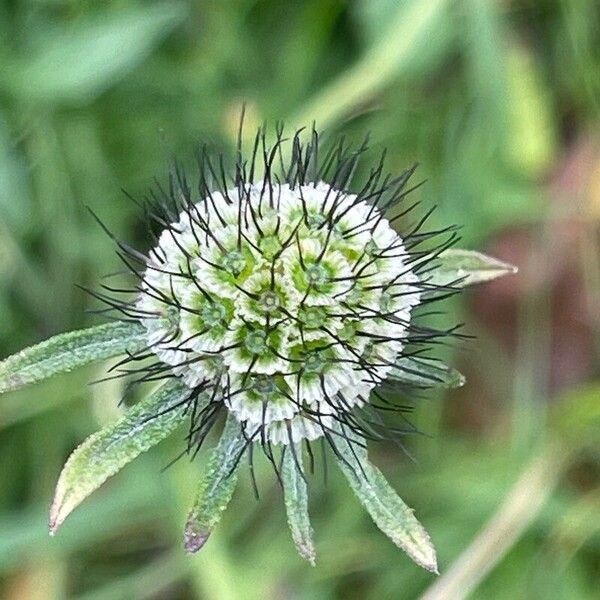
[137,181,420,444]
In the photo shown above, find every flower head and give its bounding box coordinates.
[0,123,517,571]
[136,176,421,446]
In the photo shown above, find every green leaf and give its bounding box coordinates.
[291,0,451,129]
[184,415,247,553]
[282,444,316,566]
[386,356,465,389]
[0,113,32,232]
[333,427,438,573]
[0,321,147,394]
[7,4,187,104]
[428,248,517,288]
[50,379,192,534]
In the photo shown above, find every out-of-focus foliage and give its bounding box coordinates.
[0,1,598,598]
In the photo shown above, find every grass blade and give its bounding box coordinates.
[290,0,450,129]
[8,4,187,103]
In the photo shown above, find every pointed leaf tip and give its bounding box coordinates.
[49,380,191,533]
[386,356,465,389]
[184,525,211,553]
[48,519,58,537]
[49,477,76,535]
[333,425,438,573]
[183,415,246,553]
[429,249,517,289]
[282,444,317,565]
[411,532,438,574]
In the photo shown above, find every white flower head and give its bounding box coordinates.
[135,135,427,446]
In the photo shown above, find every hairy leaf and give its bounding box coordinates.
[333,427,438,573]
[428,248,517,288]
[282,444,316,565]
[184,414,247,553]
[0,321,147,394]
[50,379,192,533]
[386,356,465,389]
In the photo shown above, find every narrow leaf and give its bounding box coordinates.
[428,248,517,288]
[50,379,192,534]
[7,4,187,103]
[184,415,247,553]
[333,427,438,573]
[282,444,316,565]
[0,321,147,394]
[386,356,465,389]
[291,0,451,129]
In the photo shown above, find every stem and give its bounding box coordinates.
[419,443,568,600]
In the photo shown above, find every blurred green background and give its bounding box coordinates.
[0,0,599,598]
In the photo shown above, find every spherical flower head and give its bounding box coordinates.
[137,181,421,445]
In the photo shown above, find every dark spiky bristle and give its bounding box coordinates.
[85,120,465,483]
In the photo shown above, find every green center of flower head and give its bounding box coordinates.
[259,290,280,312]
[244,330,268,354]
[379,291,393,313]
[304,263,328,286]
[163,304,180,328]
[365,239,379,256]
[251,374,276,395]
[306,212,326,230]
[339,320,359,341]
[298,306,327,328]
[362,340,376,362]
[304,350,327,374]
[259,235,281,259]
[222,250,246,276]
[200,302,228,326]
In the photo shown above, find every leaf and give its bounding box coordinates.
[291,0,451,129]
[0,321,147,394]
[353,0,454,79]
[184,414,247,553]
[0,113,32,232]
[428,249,517,288]
[50,379,192,534]
[282,444,316,566]
[333,426,438,573]
[386,356,465,389]
[7,4,187,104]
